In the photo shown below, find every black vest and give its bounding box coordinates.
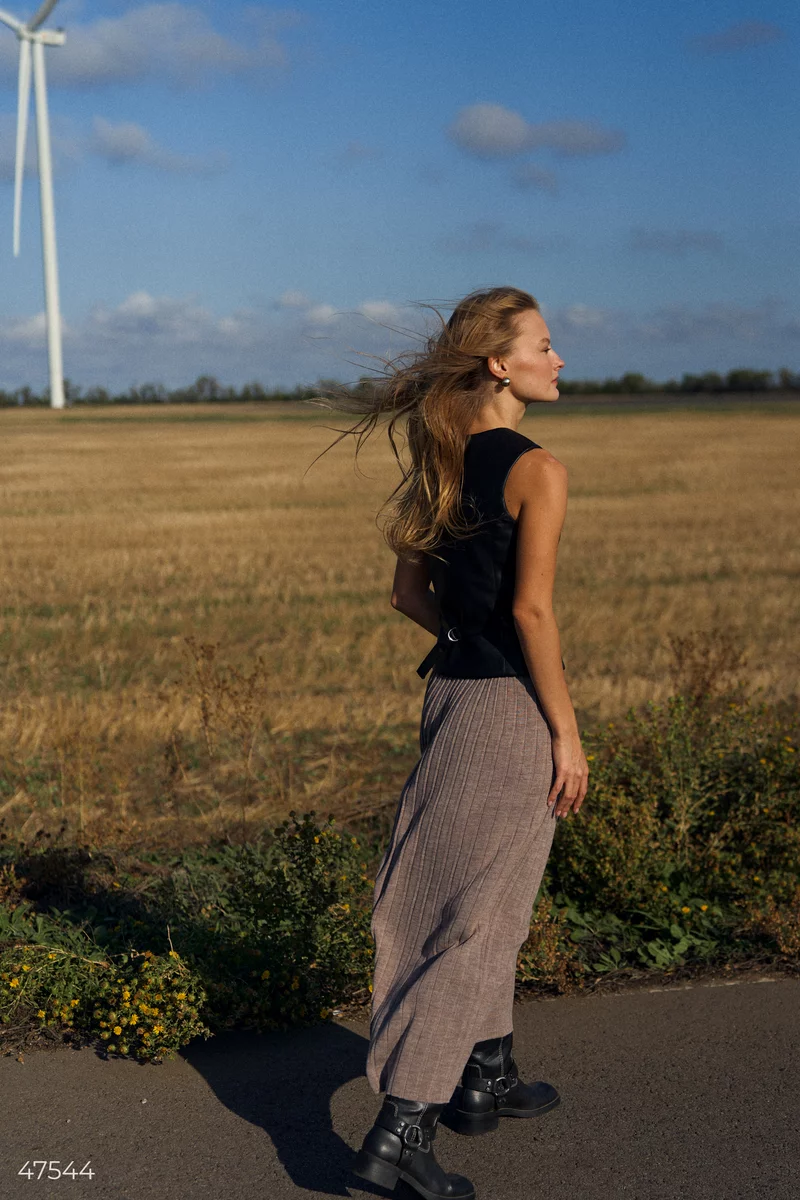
[416,427,545,680]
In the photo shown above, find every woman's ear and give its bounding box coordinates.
[487,356,507,382]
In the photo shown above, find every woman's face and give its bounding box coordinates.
[494,308,565,403]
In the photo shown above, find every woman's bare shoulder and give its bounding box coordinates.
[505,448,567,517]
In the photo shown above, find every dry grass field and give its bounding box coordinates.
[0,401,797,850]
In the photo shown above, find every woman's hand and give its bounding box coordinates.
[546,731,589,818]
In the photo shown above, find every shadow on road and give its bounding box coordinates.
[181,1021,395,1198]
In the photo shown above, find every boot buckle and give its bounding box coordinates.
[402,1122,424,1147]
[490,1073,516,1096]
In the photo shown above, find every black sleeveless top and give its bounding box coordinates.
[416,426,549,680]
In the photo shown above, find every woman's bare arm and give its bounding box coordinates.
[391,556,440,636]
[505,449,588,815]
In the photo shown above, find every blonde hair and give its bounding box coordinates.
[326,285,540,561]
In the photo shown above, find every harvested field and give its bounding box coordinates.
[0,400,797,848]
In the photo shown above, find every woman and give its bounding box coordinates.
[349,286,589,1200]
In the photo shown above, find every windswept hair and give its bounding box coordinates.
[320,286,540,561]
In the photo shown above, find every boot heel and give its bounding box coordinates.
[452,1109,499,1136]
[353,1148,399,1190]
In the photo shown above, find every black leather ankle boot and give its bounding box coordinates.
[444,1032,560,1136]
[354,1094,475,1200]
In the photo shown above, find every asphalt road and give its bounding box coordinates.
[1,973,798,1200]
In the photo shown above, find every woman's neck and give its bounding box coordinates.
[467,393,527,435]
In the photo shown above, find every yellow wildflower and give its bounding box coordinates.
[661,885,668,893]
[22,964,31,972]
[320,1008,331,1019]
[681,906,690,913]
[9,978,19,988]
[313,836,319,843]
[113,1025,122,1035]
[261,970,270,980]
[37,1010,46,1019]
[176,992,186,1000]
[70,999,78,1007]
[47,953,57,960]
[700,905,708,912]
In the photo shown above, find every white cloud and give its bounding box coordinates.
[90,116,227,173]
[511,163,559,194]
[688,22,786,54]
[447,103,531,158]
[448,103,625,159]
[86,290,260,345]
[276,290,311,309]
[555,304,616,334]
[358,300,404,323]
[436,220,567,256]
[304,303,337,326]
[0,4,305,89]
[0,112,226,182]
[0,310,49,345]
[2,292,797,393]
[526,120,625,156]
[630,228,724,256]
[0,290,426,390]
[548,297,800,352]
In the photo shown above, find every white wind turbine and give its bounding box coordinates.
[0,0,66,408]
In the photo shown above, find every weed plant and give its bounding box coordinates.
[1,632,797,1062]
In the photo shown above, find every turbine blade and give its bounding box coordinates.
[13,38,32,258]
[0,9,25,33]
[27,0,60,31]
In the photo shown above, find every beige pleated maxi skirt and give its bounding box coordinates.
[365,671,557,1104]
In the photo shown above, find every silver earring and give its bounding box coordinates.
[501,377,511,388]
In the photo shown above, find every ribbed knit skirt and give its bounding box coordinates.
[365,671,557,1104]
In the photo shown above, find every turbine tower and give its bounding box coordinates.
[0,0,66,409]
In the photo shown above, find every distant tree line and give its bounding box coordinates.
[556,367,800,395]
[0,375,321,407]
[1,367,799,407]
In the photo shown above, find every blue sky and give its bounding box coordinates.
[0,0,797,390]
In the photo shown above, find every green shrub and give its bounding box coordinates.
[550,694,799,910]
[1,685,797,1060]
[540,691,799,980]
[141,810,375,1030]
